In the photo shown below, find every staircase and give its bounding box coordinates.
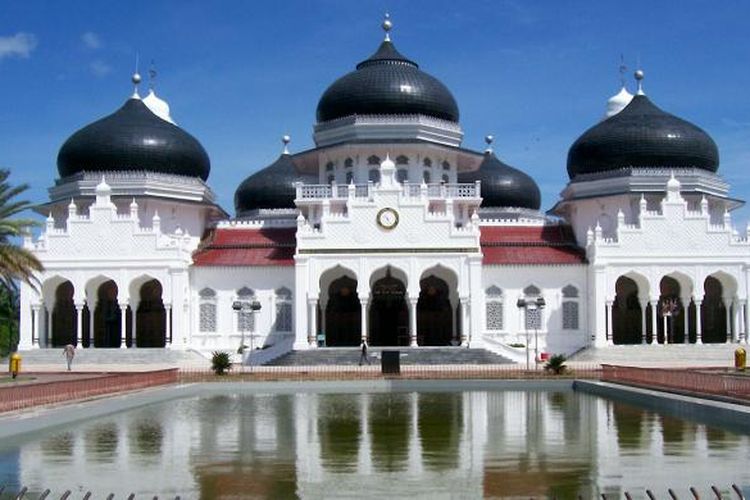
[11,348,208,368]
[266,347,515,366]
[568,343,743,367]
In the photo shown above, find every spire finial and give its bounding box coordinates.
[282,134,291,155]
[382,13,392,42]
[148,59,156,91]
[634,68,645,95]
[131,52,142,98]
[484,134,494,153]
[618,54,627,88]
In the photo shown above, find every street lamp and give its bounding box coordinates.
[517,296,546,370]
[232,300,262,363]
[660,297,678,345]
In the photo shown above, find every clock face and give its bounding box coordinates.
[377,207,399,229]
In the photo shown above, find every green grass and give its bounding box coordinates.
[0,374,35,383]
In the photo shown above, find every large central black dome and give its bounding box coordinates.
[58,98,211,180]
[316,40,459,123]
[567,94,719,179]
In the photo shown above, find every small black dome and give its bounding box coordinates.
[316,40,459,123]
[567,95,719,179]
[234,153,315,215]
[458,152,541,210]
[57,98,210,180]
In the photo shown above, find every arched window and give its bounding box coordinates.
[369,168,381,183]
[442,160,450,170]
[325,161,334,171]
[345,171,354,184]
[397,169,408,183]
[485,286,504,331]
[327,174,335,184]
[441,174,449,184]
[199,288,217,333]
[423,157,432,167]
[423,170,431,183]
[367,155,381,166]
[562,285,580,330]
[237,287,255,333]
[396,155,409,165]
[344,158,354,168]
[275,287,293,332]
[522,285,543,330]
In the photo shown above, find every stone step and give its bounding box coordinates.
[569,343,745,364]
[9,348,206,366]
[267,348,514,366]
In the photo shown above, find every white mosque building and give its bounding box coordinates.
[18,17,750,362]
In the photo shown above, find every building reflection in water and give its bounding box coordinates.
[5,390,750,498]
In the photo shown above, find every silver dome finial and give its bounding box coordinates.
[382,13,392,42]
[484,134,494,153]
[131,52,141,98]
[282,134,291,154]
[634,68,645,95]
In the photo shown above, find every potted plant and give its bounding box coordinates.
[211,351,232,375]
[544,354,567,375]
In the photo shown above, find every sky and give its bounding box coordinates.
[2,0,750,226]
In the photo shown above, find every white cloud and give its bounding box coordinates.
[0,32,38,60]
[89,59,112,77]
[81,31,101,49]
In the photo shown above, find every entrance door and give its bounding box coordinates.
[417,275,453,346]
[325,276,361,346]
[369,274,408,346]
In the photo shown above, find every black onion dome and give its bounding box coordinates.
[316,40,459,123]
[567,94,719,179]
[57,98,210,180]
[458,152,541,210]
[234,153,315,214]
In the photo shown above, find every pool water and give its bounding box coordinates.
[0,389,749,498]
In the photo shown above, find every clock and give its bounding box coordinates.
[377,207,399,229]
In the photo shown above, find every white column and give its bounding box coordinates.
[165,303,172,346]
[663,315,669,345]
[742,301,748,344]
[88,302,96,348]
[307,299,317,346]
[75,303,84,348]
[46,308,53,348]
[119,304,128,348]
[320,299,327,337]
[640,301,648,345]
[695,300,703,344]
[460,299,470,347]
[31,305,40,348]
[732,300,740,343]
[650,300,658,345]
[681,298,690,344]
[360,298,369,344]
[450,298,458,344]
[131,303,138,348]
[605,300,613,346]
[409,297,418,347]
[725,300,732,343]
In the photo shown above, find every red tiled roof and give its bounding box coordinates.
[192,227,296,267]
[480,225,586,265]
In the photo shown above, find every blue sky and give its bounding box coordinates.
[2,0,750,225]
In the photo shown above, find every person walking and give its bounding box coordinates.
[359,339,370,366]
[62,344,75,371]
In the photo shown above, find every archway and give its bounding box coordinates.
[612,276,642,345]
[702,276,727,343]
[51,281,76,347]
[369,270,408,346]
[417,275,452,346]
[325,276,360,346]
[657,276,684,344]
[136,279,165,347]
[94,280,121,348]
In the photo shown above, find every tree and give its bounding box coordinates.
[0,169,43,292]
[0,285,19,357]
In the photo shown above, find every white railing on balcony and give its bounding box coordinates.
[404,182,481,199]
[296,183,373,201]
[295,181,480,201]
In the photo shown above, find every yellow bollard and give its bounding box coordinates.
[9,353,21,379]
[735,347,746,372]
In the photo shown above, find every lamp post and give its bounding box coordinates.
[660,297,678,345]
[232,300,262,366]
[517,296,546,370]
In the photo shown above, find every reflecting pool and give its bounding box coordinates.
[1,390,749,498]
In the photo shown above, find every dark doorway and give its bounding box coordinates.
[657,277,684,344]
[94,280,121,347]
[417,275,452,346]
[325,276,361,346]
[51,281,76,347]
[702,276,727,343]
[137,279,166,347]
[369,271,408,346]
[612,276,642,345]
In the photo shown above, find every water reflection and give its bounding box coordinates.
[0,390,747,498]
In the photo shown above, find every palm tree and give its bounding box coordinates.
[0,169,43,292]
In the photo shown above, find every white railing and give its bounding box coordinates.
[296,183,373,201]
[296,182,480,201]
[404,182,481,199]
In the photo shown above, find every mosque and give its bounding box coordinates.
[17,16,750,363]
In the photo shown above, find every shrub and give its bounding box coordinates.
[544,354,567,375]
[508,343,525,348]
[211,351,232,375]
